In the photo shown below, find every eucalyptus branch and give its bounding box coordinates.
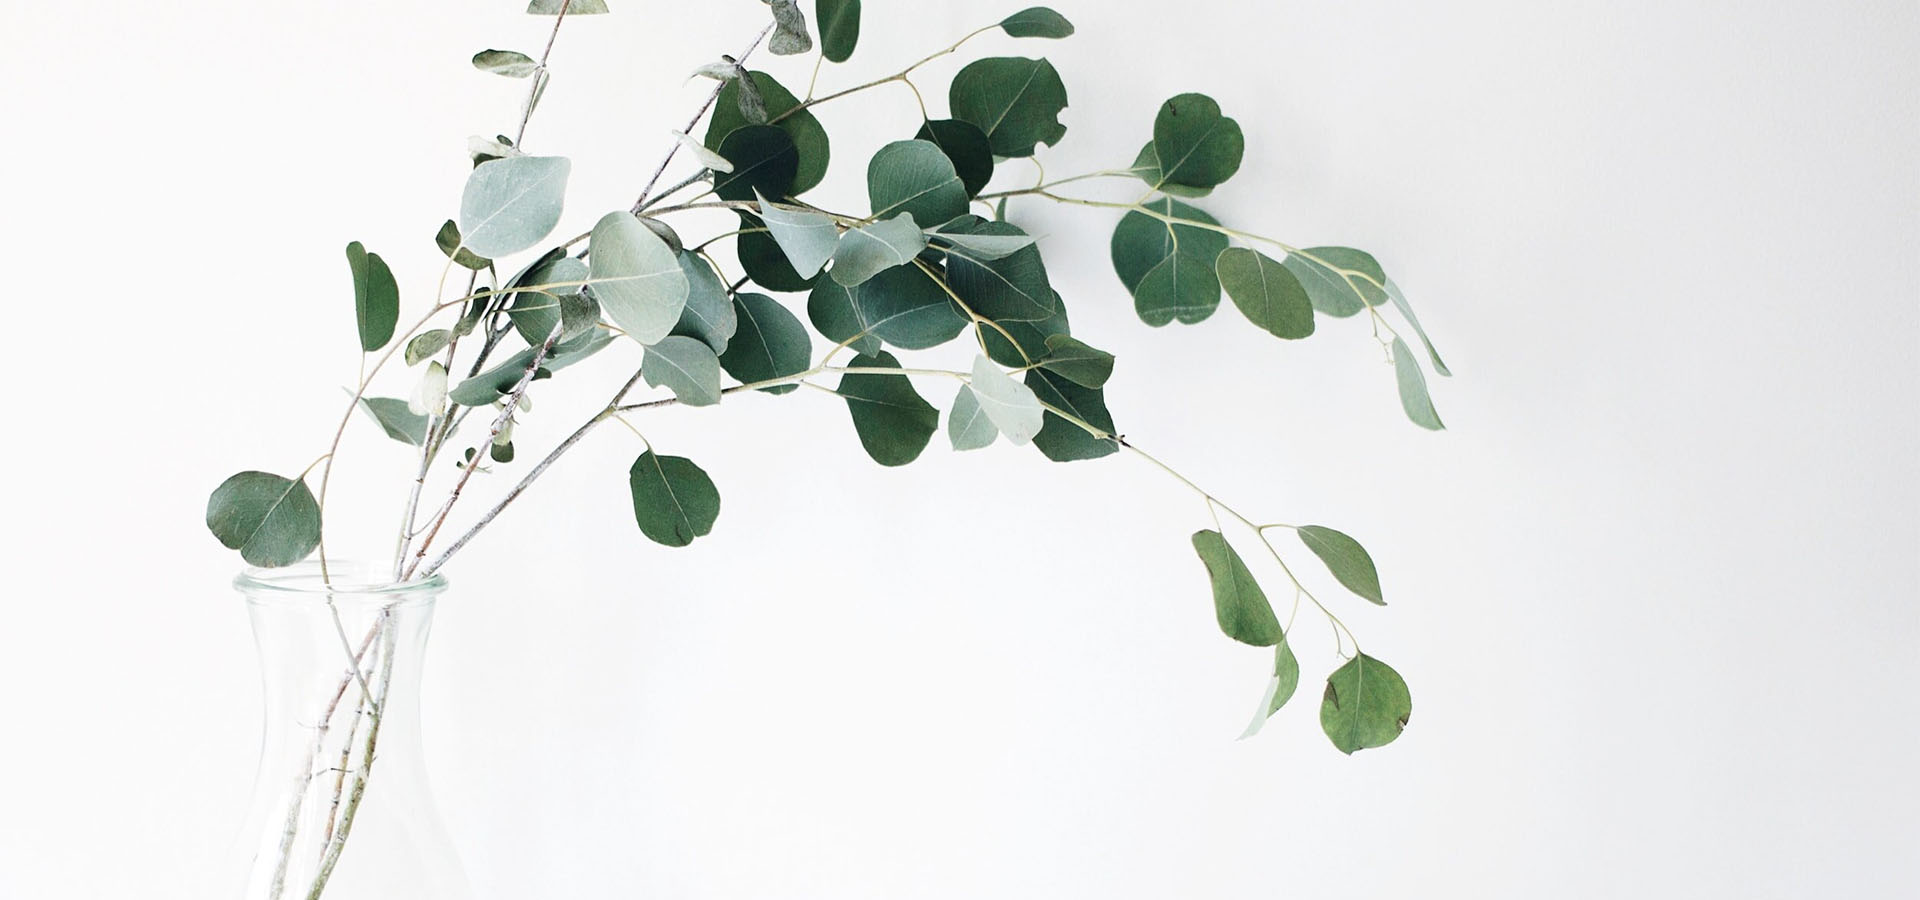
[512,0,575,147]
[631,22,776,212]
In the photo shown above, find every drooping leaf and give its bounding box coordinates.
[449,331,614,406]
[1269,638,1301,715]
[1392,337,1445,431]
[713,125,799,202]
[1024,368,1117,462]
[1150,93,1244,191]
[1385,277,1451,376]
[736,212,818,292]
[672,129,734,173]
[967,355,1043,445]
[670,253,737,354]
[642,335,724,407]
[628,451,721,548]
[435,220,491,271]
[947,385,998,451]
[205,471,323,568]
[506,255,596,345]
[830,214,928,286]
[1296,525,1384,605]
[405,329,451,367]
[866,140,968,227]
[708,71,830,194]
[944,219,1056,322]
[1192,529,1282,646]
[1320,654,1412,754]
[588,210,689,345]
[357,397,429,447]
[1037,334,1113,388]
[999,7,1074,38]
[472,49,538,78]
[1109,196,1229,292]
[345,241,399,353]
[718,292,811,395]
[949,57,1069,158]
[810,262,966,351]
[764,0,813,55]
[1217,247,1313,340]
[457,155,571,259]
[1126,142,1213,198]
[816,0,860,63]
[837,351,938,466]
[527,0,608,12]
[1283,247,1387,318]
[914,119,994,197]
[755,190,838,278]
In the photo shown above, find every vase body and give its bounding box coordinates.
[221,562,471,900]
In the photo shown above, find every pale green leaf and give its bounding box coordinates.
[357,396,430,447]
[1240,637,1301,739]
[458,156,571,259]
[642,336,723,407]
[1283,247,1387,318]
[1385,277,1451,376]
[1320,654,1412,754]
[928,222,1036,260]
[673,129,733,173]
[1393,337,1445,430]
[1297,525,1384,604]
[830,213,928,286]
[947,385,998,451]
[755,189,838,278]
[670,253,737,354]
[527,0,608,13]
[472,49,538,78]
[968,355,1043,445]
[764,0,812,55]
[588,210,688,345]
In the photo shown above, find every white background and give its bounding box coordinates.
[1,0,1915,897]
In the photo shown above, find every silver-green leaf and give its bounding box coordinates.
[641,335,724,407]
[472,49,538,78]
[357,397,430,447]
[947,384,998,451]
[1296,525,1384,604]
[829,213,927,286]
[756,189,838,278]
[588,210,689,345]
[967,355,1043,446]
[1240,636,1301,739]
[458,156,571,259]
[1393,337,1445,430]
[1385,277,1451,377]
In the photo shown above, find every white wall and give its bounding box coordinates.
[1,0,1914,897]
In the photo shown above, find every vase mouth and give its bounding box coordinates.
[234,560,448,600]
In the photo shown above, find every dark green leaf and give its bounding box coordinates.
[1109,196,1228,293]
[810,262,966,351]
[205,471,322,568]
[449,332,613,406]
[490,440,516,463]
[1024,368,1117,462]
[458,156,571,258]
[1133,248,1221,326]
[713,125,799,202]
[708,71,830,194]
[1393,337,1445,430]
[345,241,399,353]
[1150,93,1244,190]
[719,292,811,395]
[983,292,1069,368]
[1320,653,1412,754]
[914,119,994,197]
[949,57,1069,158]
[944,219,1056,322]
[999,6,1074,38]
[435,220,491,271]
[642,335,724,407]
[527,0,608,12]
[928,218,1035,259]
[670,253,737,354]
[837,351,938,466]
[405,329,450,367]
[1283,247,1387,318]
[1038,334,1113,388]
[472,49,538,78]
[1192,529,1282,646]
[1217,247,1313,340]
[816,0,860,63]
[736,212,818,292]
[357,397,429,447]
[1296,525,1384,604]
[1127,143,1213,198]
[829,214,928,286]
[866,139,968,227]
[589,210,688,345]
[628,451,721,547]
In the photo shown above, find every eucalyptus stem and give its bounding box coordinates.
[631,22,775,212]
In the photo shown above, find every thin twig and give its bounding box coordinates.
[631,23,775,212]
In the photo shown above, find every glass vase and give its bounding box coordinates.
[220,562,471,900]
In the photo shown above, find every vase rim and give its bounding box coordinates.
[233,560,448,599]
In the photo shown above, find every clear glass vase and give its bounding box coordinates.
[220,562,471,900]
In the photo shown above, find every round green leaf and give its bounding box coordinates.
[1109,196,1228,292]
[628,451,720,548]
[205,471,323,568]
[642,335,724,407]
[458,156,571,259]
[867,139,969,226]
[714,125,799,202]
[1320,653,1412,754]
[816,0,860,63]
[1151,93,1244,190]
[345,241,399,353]
[707,71,830,194]
[1191,529,1282,646]
[944,219,1056,322]
[1217,247,1314,340]
[719,292,812,395]
[949,57,1069,158]
[810,262,966,350]
[589,211,689,345]
[1133,249,1221,326]
[1296,525,1384,604]
[837,351,938,466]
[914,119,994,197]
[1024,368,1117,462]
[999,7,1075,38]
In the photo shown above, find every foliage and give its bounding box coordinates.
[207,0,1458,762]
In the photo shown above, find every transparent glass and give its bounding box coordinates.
[220,562,471,900]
